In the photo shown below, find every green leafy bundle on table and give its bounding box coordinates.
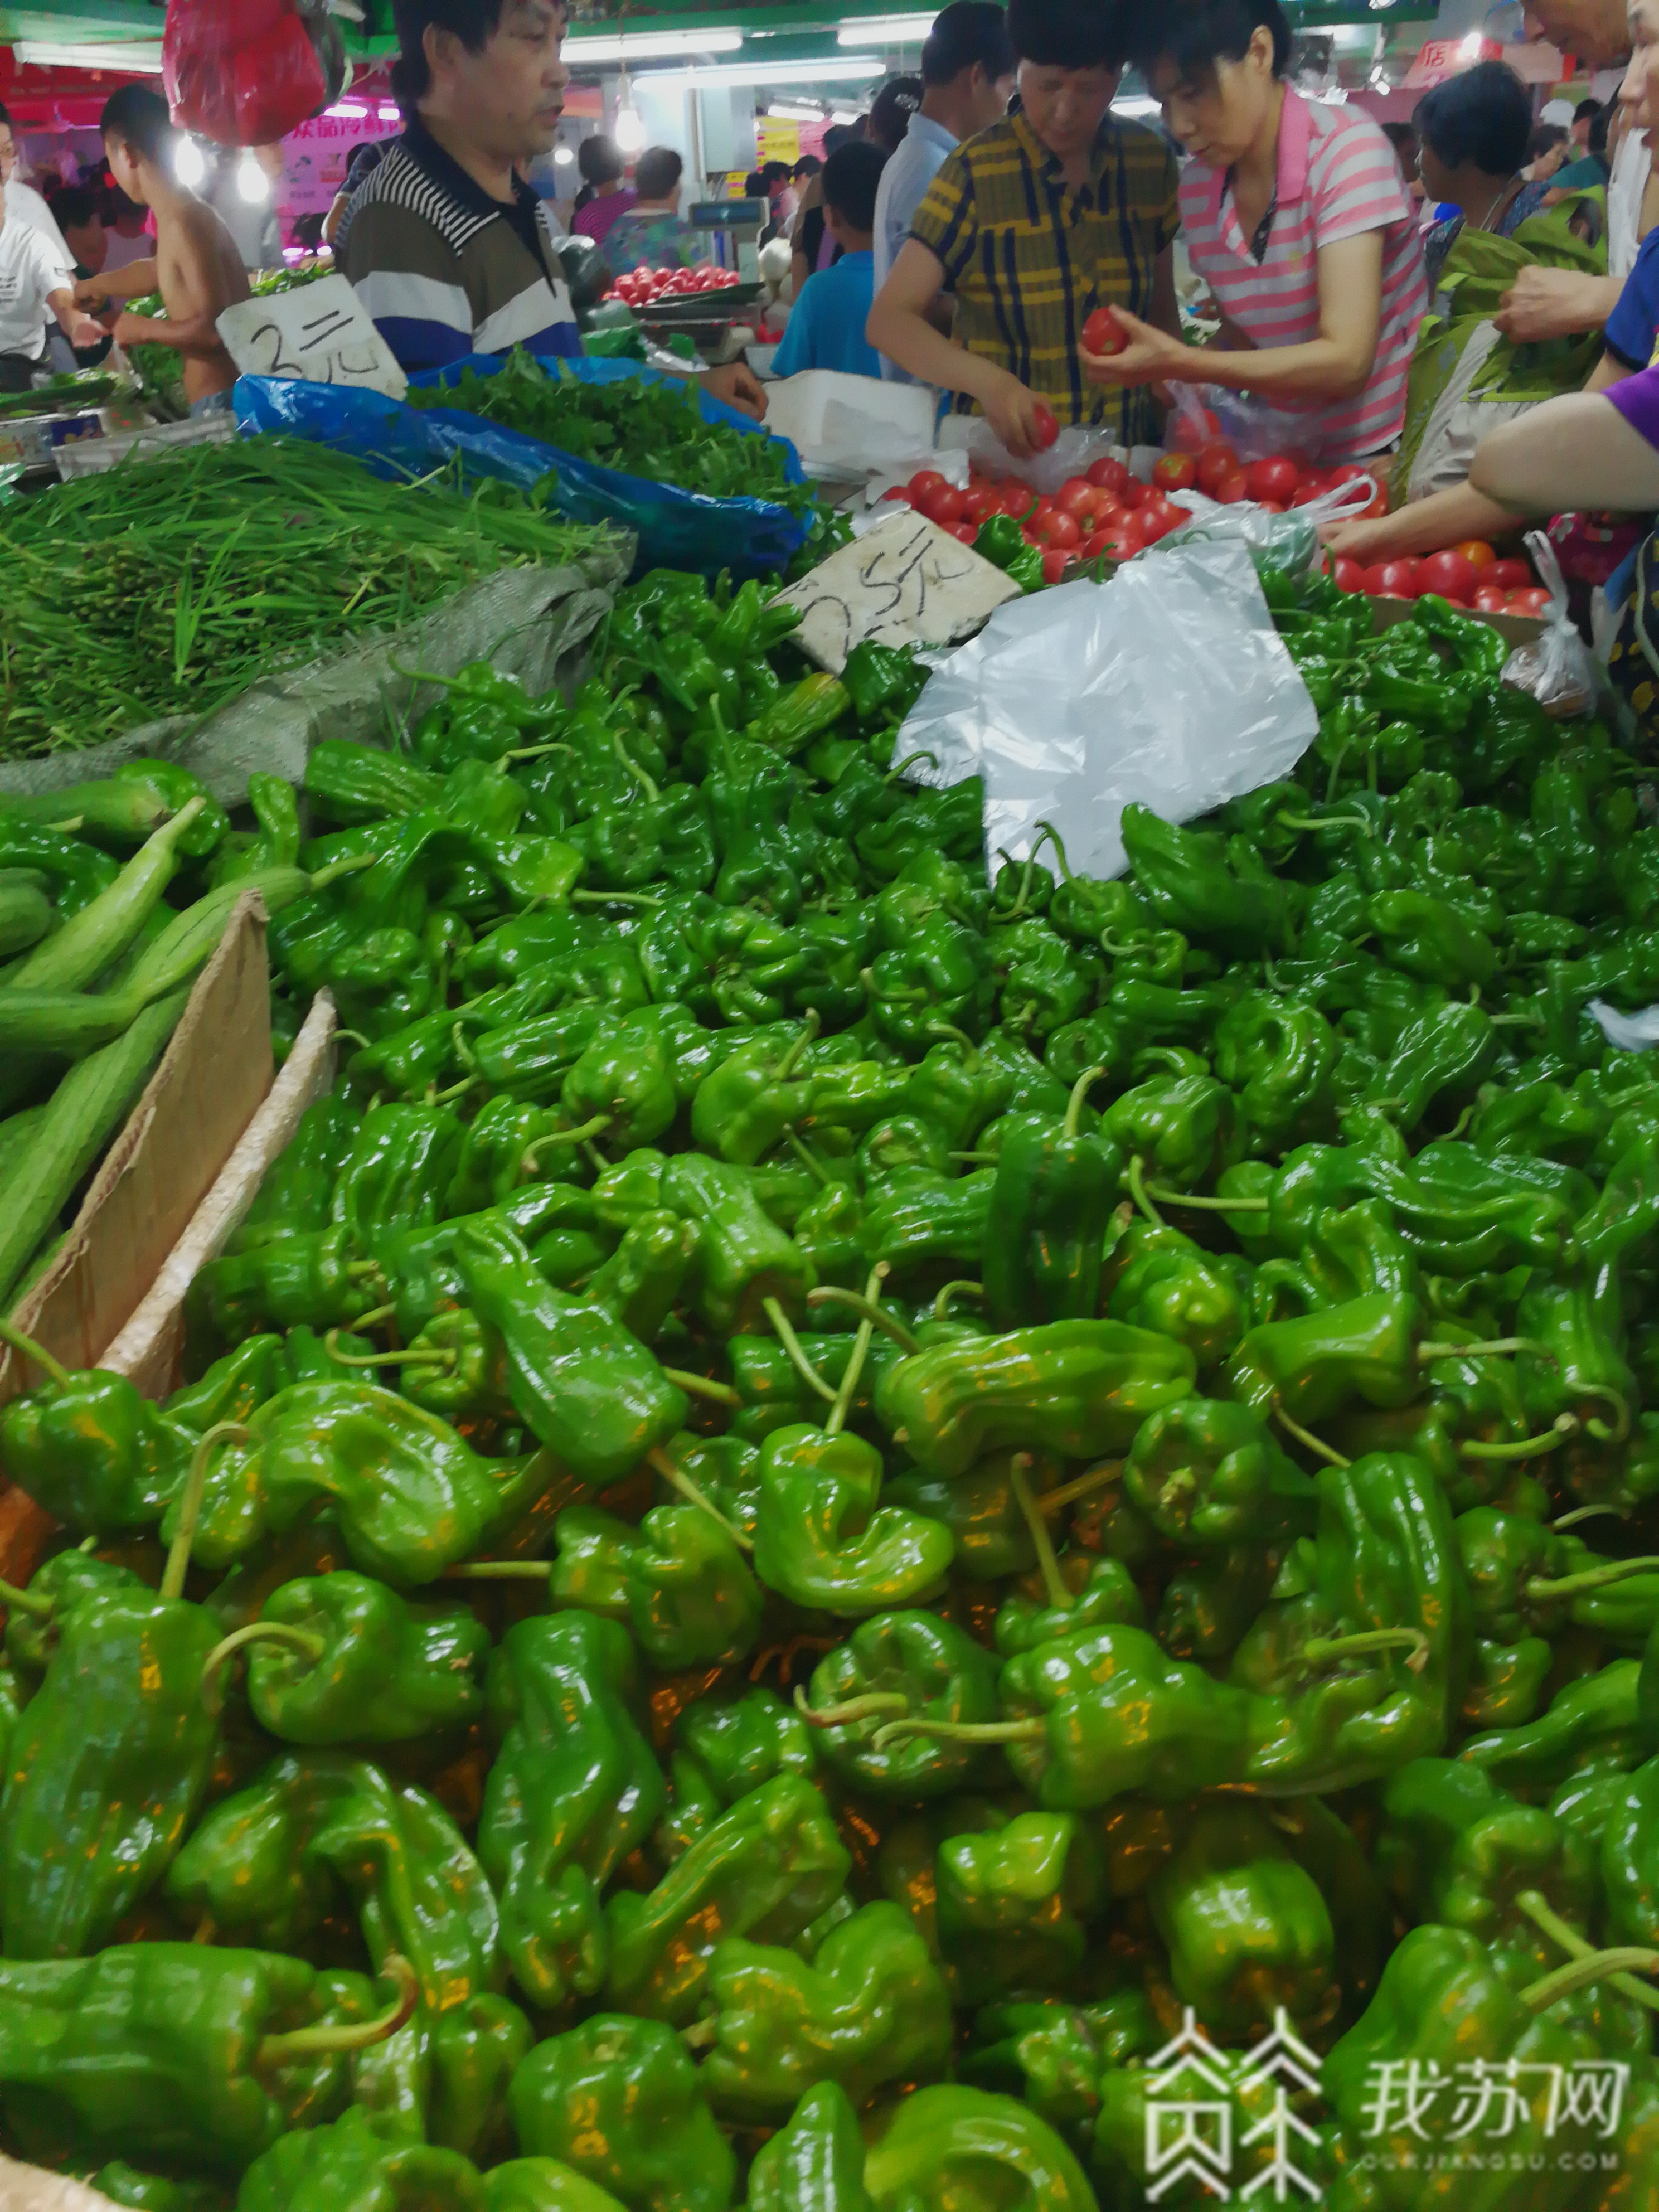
[5,567,1659,2209]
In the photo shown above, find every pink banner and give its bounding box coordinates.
[279,110,402,220]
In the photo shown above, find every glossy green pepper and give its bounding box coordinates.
[935,1811,1105,2006]
[550,1502,763,1670]
[508,2015,735,2212]
[800,1609,1000,1798]
[0,1321,193,1535]
[1147,1801,1335,2034]
[754,1427,955,1616]
[241,1571,490,1744]
[983,1069,1120,1330]
[1122,1396,1318,1546]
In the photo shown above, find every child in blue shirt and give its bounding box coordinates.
[771,140,887,380]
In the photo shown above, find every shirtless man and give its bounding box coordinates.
[76,85,249,415]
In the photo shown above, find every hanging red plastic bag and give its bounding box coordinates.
[164,0,327,147]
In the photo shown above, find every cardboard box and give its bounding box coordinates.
[0,897,332,1584]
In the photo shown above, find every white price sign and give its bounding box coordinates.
[774,506,1021,674]
[216,273,408,400]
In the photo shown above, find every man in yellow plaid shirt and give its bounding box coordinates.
[867,0,1182,457]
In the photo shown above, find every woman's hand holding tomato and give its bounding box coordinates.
[1078,307,1189,387]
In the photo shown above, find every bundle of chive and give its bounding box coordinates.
[0,436,618,761]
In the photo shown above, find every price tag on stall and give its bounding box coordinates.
[773,506,1021,674]
[216,273,408,400]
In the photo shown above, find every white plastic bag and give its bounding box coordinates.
[937,414,1126,496]
[1171,382,1326,465]
[1153,474,1377,575]
[894,536,1320,879]
[1502,531,1600,717]
[1589,998,1659,1049]
[761,371,942,482]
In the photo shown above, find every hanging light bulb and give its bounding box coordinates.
[614,67,646,153]
[237,148,270,203]
[554,142,576,165]
[174,135,206,187]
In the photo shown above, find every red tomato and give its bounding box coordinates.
[1138,502,1182,544]
[916,483,967,526]
[1195,443,1241,498]
[1373,559,1421,600]
[1290,474,1332,507]
[1153,452,1199,493]
[949,521,979,544]
[1116,476,1149,510]
[1507,587,1553,615]
[1360,566,1393,597]
[1031,403,1060,450]
[1256,500,1287,515]
[1246,455,1302,505]
[878,487,911,503]
[1454,540,1497,570]
[1029,508,1082,550]
[1171,405,1221,453]
[1472,585,1510,613]
[907,469,948,503]
[1417,550,1481,602]
[1081,305,1128,356]
[1086,456,1131,496]
[1056,476,1101,517]
[1215,470,1251,505]
[1488,558,1531,591]
[1326,463,1369,486]
[961,488,1000,526]
[1079,528,1114,560]
[1332,557,1366,593]
[1040,547,1070,585]
[998,483,1038,518]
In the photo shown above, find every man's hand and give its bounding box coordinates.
[67,315,106,352]
[705,361,767,420]
[1316,513,1403,564]
[983,370,1056,461]
[72,276,108,312]
[1494,266,1614,343]
[1080,308,1187,389]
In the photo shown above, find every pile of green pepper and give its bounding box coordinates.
[6,562,1659,2210]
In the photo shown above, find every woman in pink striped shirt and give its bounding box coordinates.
[1083,0,1428,465]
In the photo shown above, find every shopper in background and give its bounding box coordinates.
[1550,99,1614,193]
[323,139,391,249]
[1417,61,1569,291]
[571,133,634,242]
[865,76,925,155]
[872,1,1015,382]
[600,147,697,271]
[99,186,153,271]
[1527,120,1571,181]
[76,86,248,415]
[790,127,856,297]
[1087,0,1425,466]
[0,105,72,275]
[1574,95,1605,148]
[772,140,888,377]
[46,183,111,366]
[760,159,796,239]
[0,173,104,390]
[869,0,1181,453]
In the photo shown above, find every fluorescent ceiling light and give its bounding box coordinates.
[174,135,206,187]
[237,149,270,203]
[12,38,163,70]
[327,100,369,117]
[565,27,742,62]
[641,55,884,86]
[1112,95,1161,115]
[378,104,401,121]
[768,101,827,121]
[831,108,862,123]
[837,13,934,41]
[1459,29,1485,56]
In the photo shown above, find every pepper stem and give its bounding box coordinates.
[1032,818,1075,882]
[1277,812,1374,837]
[1303,1628,1430,1673]
[0,1320,72,1391]
[933,1279,984,1321]
[886,750,938,785]
[569,891,664,908]
[648,1448,755,1553]
[442,1560,554,1580]
[681,2017,719,2051]
[1526,1555,1659,1603]
[805,1287,923,1356]
[520,1115,612,1171]
[826,1265,887,1439]
[259,1957,419,2065]
[203,1621,328,1681]
[1126,1155,1163,1228]
[772,1010,822,1084]
[1584,1388,1633,1443]
[162,1423,251,1602]
[324,1332,454,1372]
[1273,1403,1350,1467]
[1063,1066,1108,1141]
[784,1130,830,1185]
[1011,1453,1070,1613]
[1520,1947,1659,2015]
[662,1368,743,1408]
[1461,1417,1578,1461]
[762,1297,837,1405]
[1417,1336,1550,1362]
[792,1684,910,1730]
[924,1024,981,1065]
[0,1574,56,1621]
[1553,1502,1629,1532]
[1036,1461,1123,1515]
[871,1715,1045,1750]
[1143,1185,1268,1214]
[1515,1889,1659,2015]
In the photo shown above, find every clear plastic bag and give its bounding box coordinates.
[1502,530,1600,717]
[1152,473,1377,580]
[938,415,1127,496]
[1170,382,1328,467]
[894,536,1320,879]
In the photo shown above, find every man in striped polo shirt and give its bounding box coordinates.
[339,0,765,418]
[1085,0,1427,466]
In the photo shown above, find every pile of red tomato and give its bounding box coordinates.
[1326,543,1549,616]
[604,264,744,309]
[886,457,1192,585]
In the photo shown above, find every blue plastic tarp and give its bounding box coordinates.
[234,356,808,577]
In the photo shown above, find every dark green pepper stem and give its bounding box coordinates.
[1273,1403,1351,1468]
[1032,819,1079,881]
[825,1264,887,1440]
[662,1369,744,1408]
[1520,1948,1659,2015]
[0,1318,72,1389]
[259,1956,419,2063]
[793,1685,910,1729]
[162,1422,252,1601]
[886,751,939,784]
[1303,1628,1430,1673]
[1064,1064,1108,1137]
[763,1297,836,1406]
[804,1289,923,1355]
[926,1024,981,1061]
[995,826,1060,918]
[1011,1453,1070,1613]
[647,1447,756,1553]
[933,1280,984,1320]
[1515,1889,1659,2016]
[1460,1417,1578,1461]
[774,1011,822,1083]
[1526,1556,1659,1602]
[1554,1503,1629,1531]
[201,1619,328,1681]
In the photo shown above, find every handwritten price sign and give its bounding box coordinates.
[775,507,1020,673]
[217,274,407,400]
